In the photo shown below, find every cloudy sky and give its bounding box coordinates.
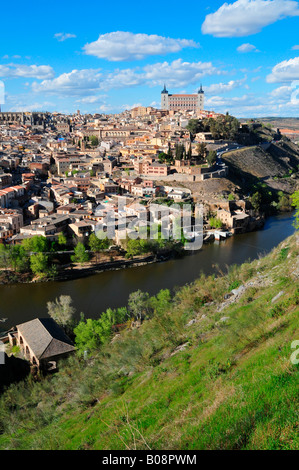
[1,0,299,116]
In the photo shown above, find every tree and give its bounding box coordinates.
[128,290,151,322]
[30,252,49,277]
[167,143,173,161]
[71,242,89,264]
[186,119,203,138]
[74,318,108,355]
[58,232,67,247]
[22,236,48,253]
[206,150,217,167]
[89,233,110,261]
[209,217,223,229]
[0,245,10,269]
[126,239,149,258]
[8,246,28,272]
[277,192,292,212]
[251,192,262,213]
[175,143,185,161]
[158,152,169,164]
[47,295,76,327]
[89,135,99,147]
[74,306,129,356]
[291,191,299,229]
[196,142,207,161]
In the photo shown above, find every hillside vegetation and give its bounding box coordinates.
[0,233,298,450]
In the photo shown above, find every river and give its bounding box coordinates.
[0,212,296,329]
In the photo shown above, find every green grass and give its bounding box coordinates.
[0,235,298,450]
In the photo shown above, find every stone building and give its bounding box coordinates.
[161,85,205,112]
[8,318,75,370]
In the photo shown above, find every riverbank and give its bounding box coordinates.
[0,211,295,329]
[0,222,264,286]
[0,249,182,285]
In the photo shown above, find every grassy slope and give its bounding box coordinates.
[0,234,298,450]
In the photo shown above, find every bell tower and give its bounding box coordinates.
[161,84,169,110]
[197,84,205,111]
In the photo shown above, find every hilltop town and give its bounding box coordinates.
[0,87,298,281]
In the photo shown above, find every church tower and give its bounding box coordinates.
[161,84,169,110]
[197,84,205,111]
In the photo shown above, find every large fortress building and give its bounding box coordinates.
[161,84,204,112]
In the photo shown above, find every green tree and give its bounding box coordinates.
[8,246,29,272]
[291,191,299,229]
[74,307,129,356]
[196,142,207,161]
[89,135,99,147]
[58,232,67,247]
[89,232,110,252]
[186,119,203,138]
[74,318,107,355]
[175,143,185,161]
[207,150,217,167]
[71,243,89,264]
[167,143,173,160]
[22,236,48,253]
[277,192,292,212]
[126,239,149,258]
[30,252,49,277]
[251,192,262,213]
[89,233,110,262]
[209,217,223,229]
[158,152,169,164]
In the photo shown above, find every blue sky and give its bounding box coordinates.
[1,0,299,117]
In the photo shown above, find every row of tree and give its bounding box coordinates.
[186,113,240,141]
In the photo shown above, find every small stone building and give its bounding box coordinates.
[8,318,75,370]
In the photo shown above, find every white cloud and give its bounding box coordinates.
[269,85,293,97]
[75,95,107,104]
[267,56,299,82]
[32,69,103,95]
[292,45,299,49]
[142,59,219,88]
[237,43,259,53]
[9,102,55,112]
[31,60,220,97]
[101,68,145,90]
[0,64,55,80]
[83,31,199,61]
[202,0,299,37]
[205,77,247,94]
[54,33,77,42]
